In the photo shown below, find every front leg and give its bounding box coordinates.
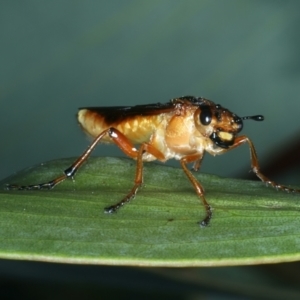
[191,155,205,172]
[231,135,300,193]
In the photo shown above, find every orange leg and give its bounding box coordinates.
[105,143,143,213]
[191,155,205,172]
[103,131,165,212]
[7,128,112,190]
[232,135,300,193]
[6,127,166,214]
[180,153,212,227]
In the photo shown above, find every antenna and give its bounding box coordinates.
[242,115,264,121]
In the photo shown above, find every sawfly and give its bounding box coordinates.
[6,96,299,226]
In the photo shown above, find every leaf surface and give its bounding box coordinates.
[1,157,300,266]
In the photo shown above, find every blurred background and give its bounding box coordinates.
[1,0,300,298]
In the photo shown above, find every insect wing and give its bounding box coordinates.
[79,102,176,123]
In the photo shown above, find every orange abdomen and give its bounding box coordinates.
[77,109,167,144]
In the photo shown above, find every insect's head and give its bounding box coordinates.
[194,101,264,149]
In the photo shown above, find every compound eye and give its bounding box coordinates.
[200,106,212,125]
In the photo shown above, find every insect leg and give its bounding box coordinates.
[232,136,300,193]
[192,155,205,172]
[104,134,165,213]
[104,144,144,213]
[180,153,212,227]
[6,129,112,190]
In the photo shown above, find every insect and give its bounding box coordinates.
[6,96,299,226]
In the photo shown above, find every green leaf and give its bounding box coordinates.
[1,157,300,266]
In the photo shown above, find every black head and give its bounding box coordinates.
[196,102,264,149]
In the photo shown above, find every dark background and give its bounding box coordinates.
[1,0,300,183]
[1,1,300,298]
